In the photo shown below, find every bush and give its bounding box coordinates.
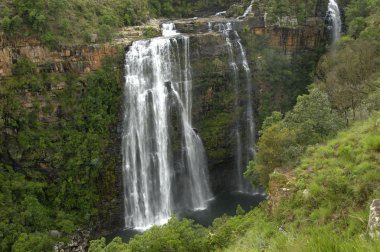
[12,233,54,252]
[127,218,209,252]
[11,58,36,76]
[41,32,59,50]
[143,27,160,38]
[246,88,344,188]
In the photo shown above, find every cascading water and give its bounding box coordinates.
[237,0,255,20]
[216,22,256,193]
[327,0,342,43]
[122,23,212,230]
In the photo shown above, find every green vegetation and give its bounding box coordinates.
[2,0,380,250]
[316,2,380,121]
[265,0,328,25]
[0,55,123,251]
[246,87,344,188]
[90,111,380,252]
[240,27,325,128]
[0,0,249,47]
[88,218,208,252]
[224,113,380,251]
[0,0,150,46]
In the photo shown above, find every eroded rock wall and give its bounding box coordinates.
[0,34,118,77]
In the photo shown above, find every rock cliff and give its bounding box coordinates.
[0,34,118,77]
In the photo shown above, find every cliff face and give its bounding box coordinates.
[253,18,325,53]
[189,33,238,192]
[178,15,326,192]
[0,35,118,77]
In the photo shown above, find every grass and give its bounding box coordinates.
[220,113,380,251]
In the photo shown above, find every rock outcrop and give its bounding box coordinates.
[368,199,380,239]
[0,35,119,77]
[267,170,295,216]
[54,229,90,252]
[0,20,160,78]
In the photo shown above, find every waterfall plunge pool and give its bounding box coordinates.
[106,192,266,243]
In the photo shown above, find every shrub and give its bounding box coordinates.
[12,58,37,76]
[12,233,54,252]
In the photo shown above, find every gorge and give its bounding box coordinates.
[5,0,378,251]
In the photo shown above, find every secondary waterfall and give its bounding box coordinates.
[327,0,342,43]
[237,0,255,20]
[122,23,212,230]
[216,22,256,193]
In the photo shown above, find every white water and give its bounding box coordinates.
[327,0,342,43]
[208,22,213,32]
[215,11,226,16]
[162,23,179,37]
[122,24,212,230]
[237,0,255,20]
[218,22,256,193]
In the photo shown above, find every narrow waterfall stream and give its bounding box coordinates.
[237,0,255,19]
[122,24,212,230]
[327,0,342,43]
[215,22,256,193]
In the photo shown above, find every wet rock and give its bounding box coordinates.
[165,81,172,92]
[49,230,61,239]
[54,229,90,252]
[90,34,98,43]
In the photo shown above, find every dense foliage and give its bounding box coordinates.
[0,0,150,47]
[245,87,344,187]
[0,0,247,47]
[316,1,380,121]
[247,0,380,188]
[264,0,328,25]
[0,55,123,251]
[240,27,325,127]
[89,218,209,252]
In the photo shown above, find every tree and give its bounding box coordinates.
[317,39,380,120]
[284,87,344,145]
[246,88,344,188]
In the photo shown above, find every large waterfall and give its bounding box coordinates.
[122,24,212,230]
[327,0,342,43]
[216,22,256,193]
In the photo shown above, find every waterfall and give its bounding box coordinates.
[327,0,342,43]
[217,23,256,193]
[215,11,227,16]
[237,0,255,20]
[122,23,212,230]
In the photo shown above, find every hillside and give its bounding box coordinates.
[0,0,242,47]
[87,112,380,251]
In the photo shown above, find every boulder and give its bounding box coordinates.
[49,230,61,239]
[368,199,380,239]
